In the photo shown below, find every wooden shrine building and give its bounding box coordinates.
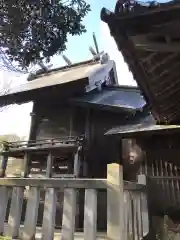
[101,0,180,237]
[0,53,150,237]
[101,0,180,124]
[0,55,147,179]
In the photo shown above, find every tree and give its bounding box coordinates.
[0,0,90,69]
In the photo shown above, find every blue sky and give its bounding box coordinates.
[0,0,170,137]
[0,0,136,137]
[2,0,164,137]
[51,0,115,66]
[53,0,168,65]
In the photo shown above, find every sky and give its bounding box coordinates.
[0,0,137,138]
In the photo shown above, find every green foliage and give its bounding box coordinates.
[0,134,24,176]
[0,134,21,150]
[0,134,21,142]
[0,237,11,240]
[0,0,90,68]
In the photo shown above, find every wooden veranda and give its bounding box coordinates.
[0,139,148,240]
[0,165,148,240]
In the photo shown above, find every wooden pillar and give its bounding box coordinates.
[0,150,9,234]
[0,155,8,177]
[41,151,56,240]
[22,187,40,240]
[85,109,90,144]
[8,152,30,238]
[46,152,53,178]
[84,189,97,240]
[21,152,30,178]
[28,102,40,177]
[73,147,81,230]
[61,188,77,240]
[74,147,81,177]
[138,175,155,240]
[107,163,124,240]
[138,175,149,239]
[28,102,40,141]
[69,107,74,137]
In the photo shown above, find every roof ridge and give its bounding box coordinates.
[28,59,99,82]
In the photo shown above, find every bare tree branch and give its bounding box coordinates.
[0,49,29,74]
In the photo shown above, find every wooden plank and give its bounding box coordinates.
[22,187,40,240]
[135,194,140,240]
[0,178,107,189]
[134,41,180,52]
[1,143,77,156]
[139,194,144,239]
[46,152,53,178]
[21,152,30,177]
[84,189,97,240]
[61,188,77,240]
[0,178,145,190]
[107,163,124,240]
[131,195,135,240]
[123,191,129,240]
[41,151,56,240]
[7,187,24,238]
[0,186,9,235]
[127,193,133,240]
[7,152,30,238]
[0,156,8,177]
[28,105,38,141]
[41,188,57,240]
[138,174,149,237]
[74,150,80,177]
[137,175,146,186]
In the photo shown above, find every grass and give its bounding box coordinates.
[0,237,11,240]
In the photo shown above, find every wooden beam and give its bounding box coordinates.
[22,187,40,240]
[138,175,149,237]
[46,152,53,178]
[41,151,56,240]
[147,53,177,73]
[7,187,24,238]
[0,143,77,156]
[7,151,30,238]
[61,189,77,240]
[28,103,38,141]
[150,60,180,83]
[21,152,30,177]
[74,149,81,177]
[41,188,56,240]
[0,187,9,235]
[0,178,145,190]
[134,40,180,52]
[0,156,8,177]
[107,163,124,240]
[83,189,97,240]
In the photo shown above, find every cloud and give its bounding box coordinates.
[0,102,33,138]
[0,71,32,138]
[100,21,137,86]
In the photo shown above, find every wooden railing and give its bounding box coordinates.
[0,164,148,240]
[0,137,83,156]
[148,175,180,211]
[123,175,149,240]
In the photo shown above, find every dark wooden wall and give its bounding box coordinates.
[35,104,86,140]
[121,135,180,218]
[32,101,126,177]
[28,101,127,231]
